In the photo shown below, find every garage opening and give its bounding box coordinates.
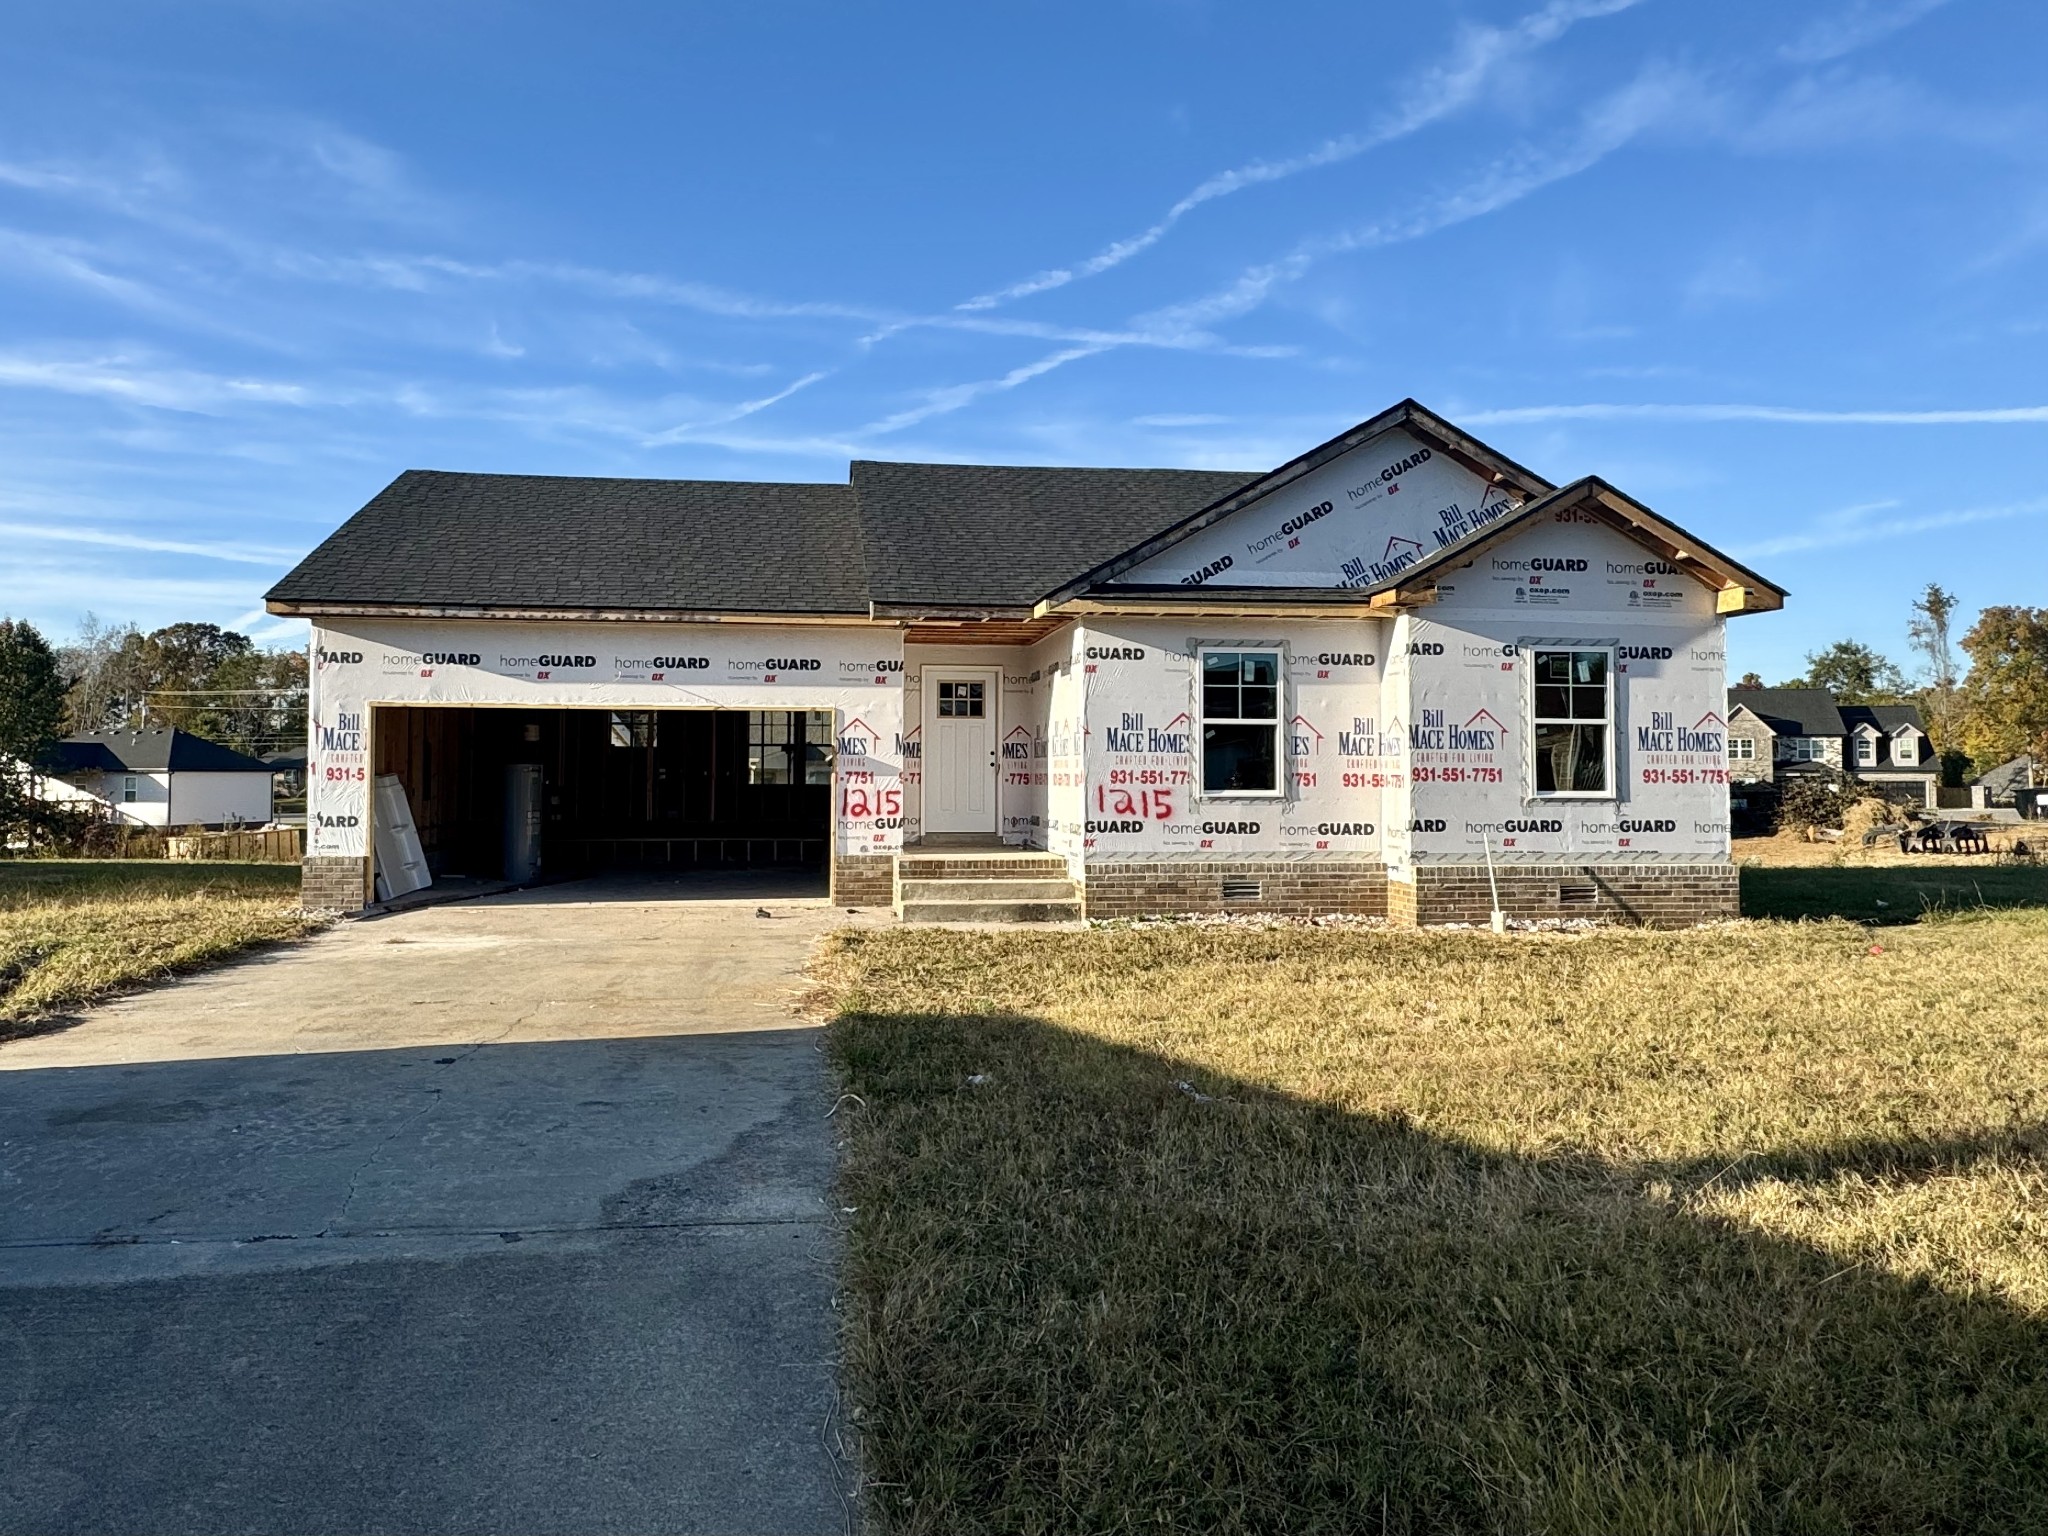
[371,706,833,883]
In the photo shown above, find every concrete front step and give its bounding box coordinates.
[898,898,1083,924]
[896,856,1067,879]
[897,877,1077,903]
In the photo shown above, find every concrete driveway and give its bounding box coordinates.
[0,874,870,1535]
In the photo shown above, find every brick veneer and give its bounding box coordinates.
[831,852,896,910]
[301,855,368,912]
[1390,862,1739,928]
[1080,859,1389,920]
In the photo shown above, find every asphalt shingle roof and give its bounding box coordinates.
[1728,688,1849,738]
[49,730,273,774]
[268,462,1258,614]
[266,470,870,614]
[850,461,1257,609]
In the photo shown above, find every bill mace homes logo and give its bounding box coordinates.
[1635,711,1724,754]
[1105,712,1191,755]
[1410,708,1504,752]
[837,717,877,759]
[1338,717,1401,757]
[317,710,365,753]
[1342,536,1427,588]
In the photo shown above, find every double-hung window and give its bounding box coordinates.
[1199,649,1281,795]
[1855,732,1878,767]
[1728,737,1755,762]
[1531,649,1612,797]
[122,775,138,804]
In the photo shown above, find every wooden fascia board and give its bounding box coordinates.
[1585,488,1785,614]
[266,601,891,625]
[1040,596,1389,620]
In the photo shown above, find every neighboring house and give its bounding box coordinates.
[41,729,276,829]
[267,398,1786,925]
[264,751,308,798]
[1725,687,1938,813]
[1973,755,2036,811]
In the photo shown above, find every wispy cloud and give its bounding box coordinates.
[1135,62,1687,338]
[0,519,300,566]
[955,0,1647,312]
[1461,402,2048,425]
[1741,492,2048,558]
[1780,0,1956,65]
[643,369,833,445]
[0,351,317,412]
[861,345,1112,434]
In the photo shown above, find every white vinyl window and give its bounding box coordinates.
[122,775,138,803]
[1855,732,1878,766]
[1531,649,1613,797]
[1728,737,1756,761]
[1198,648,1282,796]
[1784,737,1826,762]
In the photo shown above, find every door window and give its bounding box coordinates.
[937,680,985,718]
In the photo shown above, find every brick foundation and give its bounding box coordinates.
[1391,862,1739,928]
[301,855,368,913]
[1080,859,1388,920]
[831,852,896,910]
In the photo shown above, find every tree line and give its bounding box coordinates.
[1736,588,2047,784]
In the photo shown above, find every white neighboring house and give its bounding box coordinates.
[40,729,275,829]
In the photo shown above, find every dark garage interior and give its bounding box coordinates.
[372,705,834,881]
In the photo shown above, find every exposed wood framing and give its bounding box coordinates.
[905,617,1072,646]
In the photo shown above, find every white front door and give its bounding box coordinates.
[922,667,998,835]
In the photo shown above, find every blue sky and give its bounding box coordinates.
[1,0,2042,682]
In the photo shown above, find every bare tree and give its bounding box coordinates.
[1907,584,1960,745]
[56,613,143,733]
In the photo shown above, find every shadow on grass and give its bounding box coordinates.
[1740,862,2048,924]
[832,1007,2048,1535]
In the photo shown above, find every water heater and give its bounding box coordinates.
[503,763,544,883]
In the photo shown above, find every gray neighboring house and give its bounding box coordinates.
[1725,687,1938,812]
[1973,754,2037,810]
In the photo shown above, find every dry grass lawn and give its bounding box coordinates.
[0,860,317,1033]
[823,896,2048,1534]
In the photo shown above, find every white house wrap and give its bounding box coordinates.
[270,400,1782,923]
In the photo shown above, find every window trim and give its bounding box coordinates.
[1728,736,1756,761]
[1853,727,1879,767]
[1526,644,1616,801]
[1195,644,1286,800]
